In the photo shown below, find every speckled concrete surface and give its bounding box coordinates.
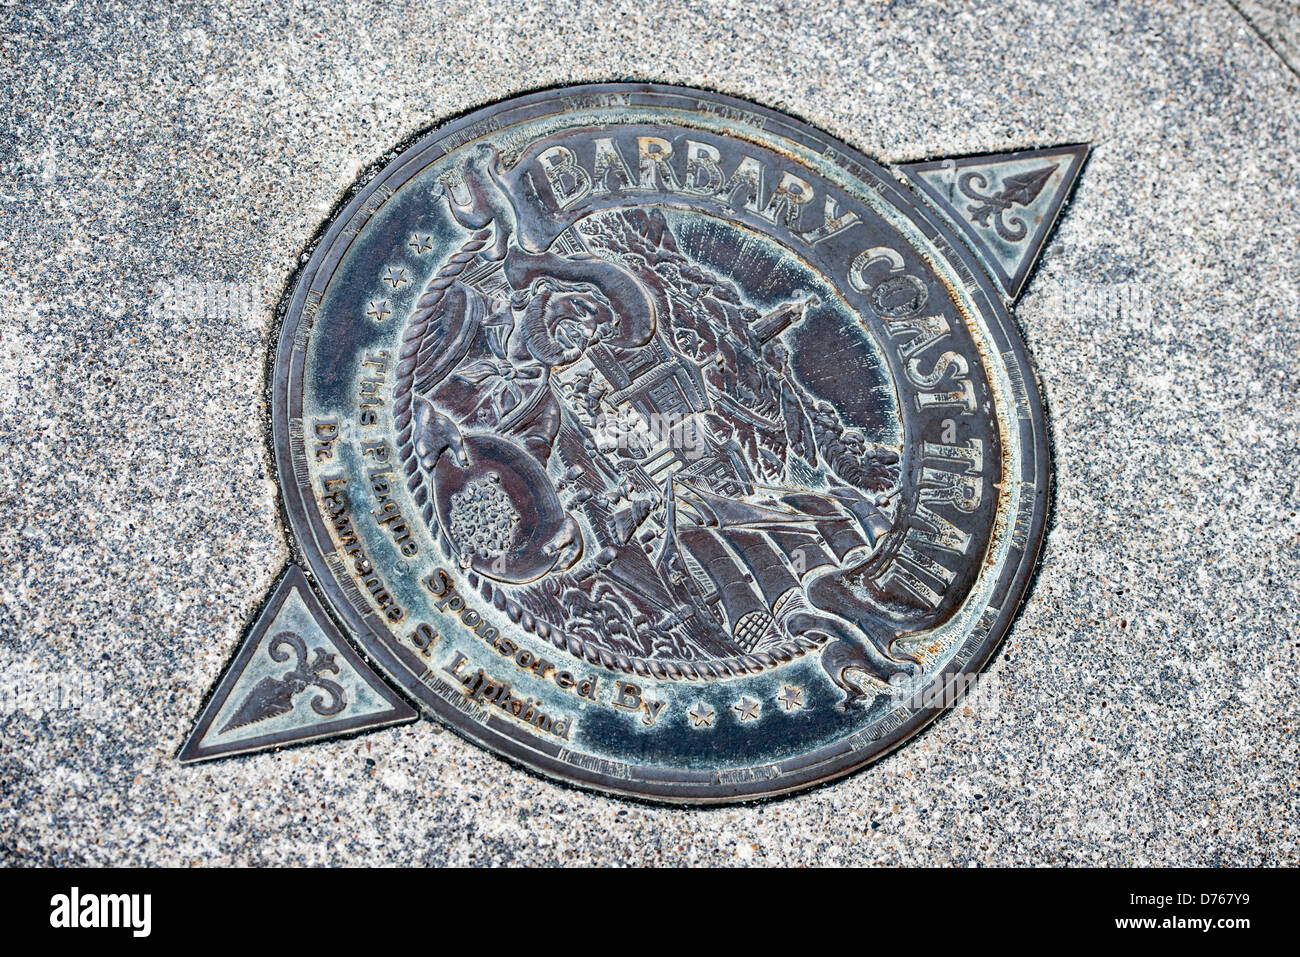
[1,0,1297,866]
[1233,0,1300,74]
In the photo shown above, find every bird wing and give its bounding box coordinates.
[408,281,486,398]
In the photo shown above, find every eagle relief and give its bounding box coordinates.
[185,85,1073,802]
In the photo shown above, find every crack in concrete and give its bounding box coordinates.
[1225,0,1300,80]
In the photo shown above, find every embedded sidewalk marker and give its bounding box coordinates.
[183,84,1086,802]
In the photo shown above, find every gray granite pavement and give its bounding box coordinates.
[1,0,1297,865]
[1233,1,1300,75]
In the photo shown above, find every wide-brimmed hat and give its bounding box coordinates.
[503,247,658,349]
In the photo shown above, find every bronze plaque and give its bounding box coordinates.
[266,84,1057,802]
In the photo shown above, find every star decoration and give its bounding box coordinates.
[777,685,804,711]
[409,233,434,254]
[733,697,760,722]
[366,299,391,322]
[382,266,408,288]
[688,703,714,727]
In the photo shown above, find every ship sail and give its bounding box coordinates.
[676,482,813,530]
[668,477,895,653]
[725,529,802,608]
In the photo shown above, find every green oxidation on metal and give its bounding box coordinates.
[897,145,1089,301]
[179,566,416,763]
[261,83,1056,802]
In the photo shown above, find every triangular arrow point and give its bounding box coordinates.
[178,564,417,764]
[896,143,1090,302]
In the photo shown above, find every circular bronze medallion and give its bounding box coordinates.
[273,84,1049,802]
